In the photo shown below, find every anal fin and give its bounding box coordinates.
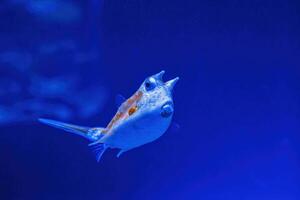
[89,142,108,162]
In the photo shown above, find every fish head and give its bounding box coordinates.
[106,70,179,150]
[137,70,179,119]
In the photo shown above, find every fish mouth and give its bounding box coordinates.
[161,102,174,118]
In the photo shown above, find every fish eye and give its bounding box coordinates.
[145,77,156,91]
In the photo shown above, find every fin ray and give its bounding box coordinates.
[116,149,128,158]
[89,142,107,162]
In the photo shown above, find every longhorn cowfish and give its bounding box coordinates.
[39,71,179,161]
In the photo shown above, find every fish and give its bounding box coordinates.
[38,70,179,161]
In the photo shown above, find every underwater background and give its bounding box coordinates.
[0,0,299,199]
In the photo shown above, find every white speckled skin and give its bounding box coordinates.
[100,72,178,153]
[38,71,179,160]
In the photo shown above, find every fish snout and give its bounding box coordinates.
[161,102,174,118]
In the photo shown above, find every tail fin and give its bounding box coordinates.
[38,118,104,142]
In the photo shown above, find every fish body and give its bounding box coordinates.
[39,71,179,161]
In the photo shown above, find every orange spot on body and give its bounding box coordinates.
[103,90,143,134]
[128,106,138,116]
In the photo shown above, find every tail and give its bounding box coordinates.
[38,118,107,162]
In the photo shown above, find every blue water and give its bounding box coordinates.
[0,0,299,199]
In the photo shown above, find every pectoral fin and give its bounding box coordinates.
[170,121,180,133]
[116,149,128,158]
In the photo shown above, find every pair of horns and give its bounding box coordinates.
[154,70,179,91]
